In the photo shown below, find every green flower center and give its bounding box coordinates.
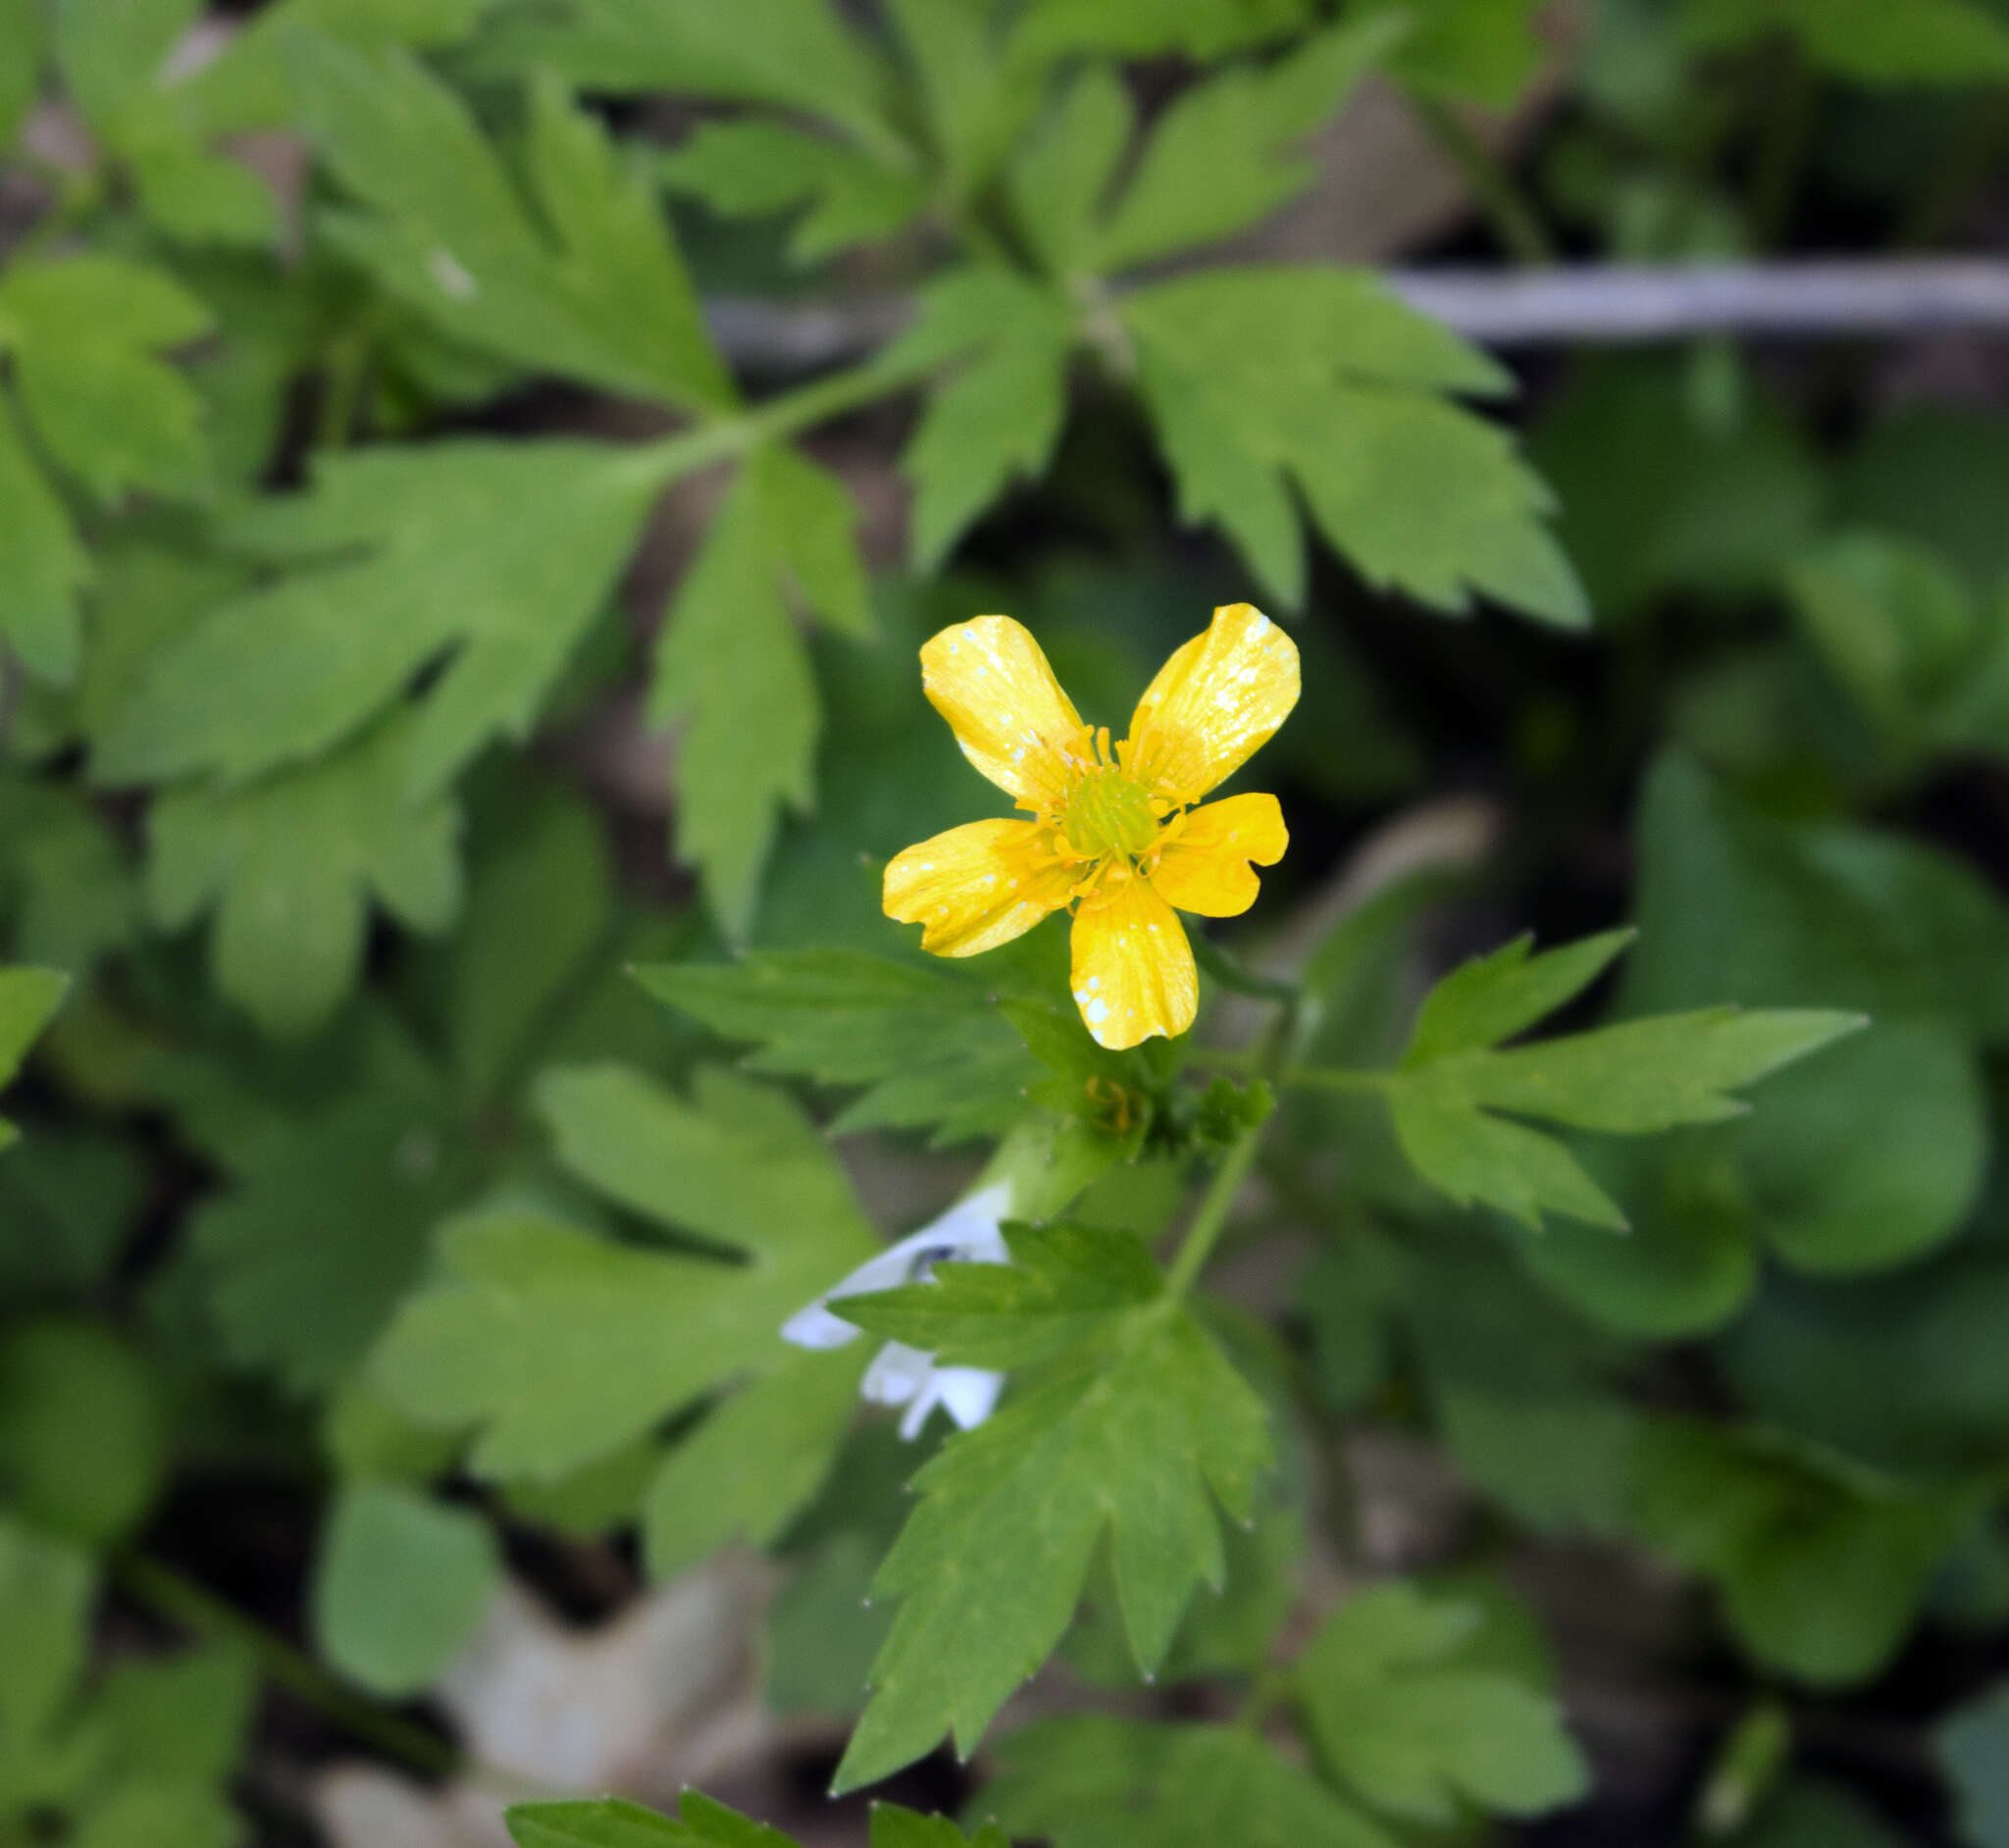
[1059,767,1159,859]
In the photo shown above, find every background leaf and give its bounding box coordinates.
[313,1479,501,1695]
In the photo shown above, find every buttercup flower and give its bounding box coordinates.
[886,603,1300,1051]
[781,1185,1012,1440]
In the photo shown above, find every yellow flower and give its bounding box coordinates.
[885,602,1300,1052]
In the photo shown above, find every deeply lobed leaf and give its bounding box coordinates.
[1383,923,1862,1230]
[638,949,1045,1145]
[835,1301,1270,1790]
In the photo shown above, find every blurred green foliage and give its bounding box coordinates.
[6,0,2009,1843]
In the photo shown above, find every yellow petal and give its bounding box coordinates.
[1149,793,1288,918]
[921,616,1092,809]
[885,819,1075,957]
[1121,603,1300,805]
[1069,869,1197,1051]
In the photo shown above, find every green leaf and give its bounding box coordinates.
[0,397,92,684]
[1836,407,2009,590]
[68,1784,239,1848]
[883,268,1076,572]
[468,0,905,159]
[1122,265,1580,623]
[95,437,663,796]
[507,1797,695,1847]
[50,0,201,132]
[984,1715,1399,1848]
[313,1480,501,1696]
[1385,929,1859,1231]
[446,782,618,1106]
[658,122,927,265]
[1458,1006,1868,1133]
[1007,68,1132,279]
[638,949,1044,1145]
[0,1319,166,1545]
[1937,1681,2009,1848]
[1785,534,1974,718]
[9,529,252,760]
[0,255,211,506]
[1436,1386,1640,1537]
[840,1218,1162,1370]
[0,773,139,975]
[187,1031,477,1394]
[167,0,490,137]
[1629,1417,1971,1685]
[0,966,69,1153]
[146,708,464,1038]
[0,0,44,145]
[0,1128,145,1296]
[97,1642,255,1793]
[1720,1252,2009,1475]
[647,443,871,935]
[1296,1583,1590,1823]
[1740,1781,1908,1848]
[501,1438,659,1538]
[1622,752,2003,1270]
[506,1791,1003,1848]
[49,0,283,244]
[641,1341,866,1579]
[1402,928,1636,1065]
[1528,356,1824,625]
[1012,0,1316,60]
[834,1304,1271,1791]
[875,1809,1009,1848]
[1093,17,1400,272]
[1779,531,2009,763]
[765,1530,891,1718]
[126,137,282,247]
[885,0,1043,206]
[1507,1136,1761,1337]
[295,39,732,409]
[0,1515,97,1810]
[372,1066,876,1478]
[1679,0,2009,84]
[1625,752,2009,1028]
[1369,0,1552,106]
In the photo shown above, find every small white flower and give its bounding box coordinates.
[782,1183,1011,1440]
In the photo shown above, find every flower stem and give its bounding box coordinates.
[1164,1117,1265,1300]
[114,1550,462,1780]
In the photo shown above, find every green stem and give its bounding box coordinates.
[1163,1116,1265,1299]
[625,343,939,490]
[114,1551,461,1780]
[1410,92,1556,267]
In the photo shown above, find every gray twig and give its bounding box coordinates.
[704,259,2009,373]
